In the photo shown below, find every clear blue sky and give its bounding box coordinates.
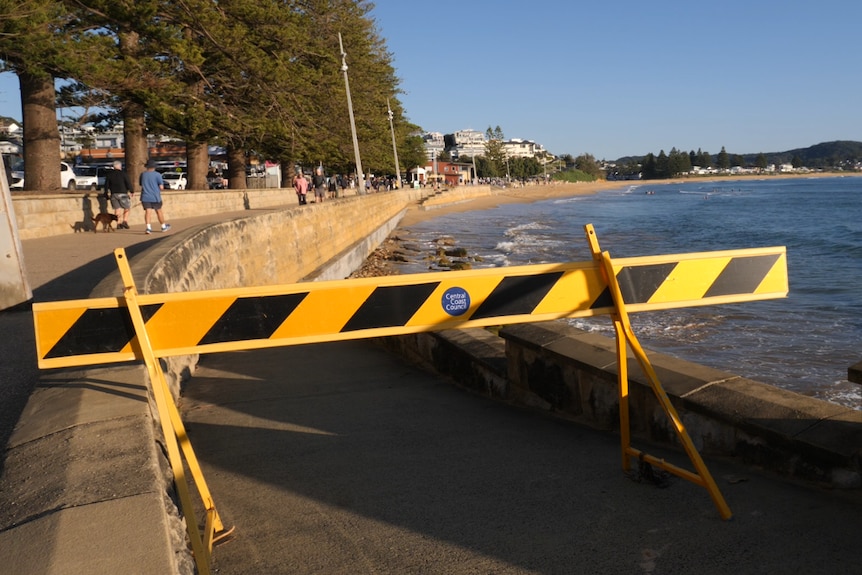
[1,0,859,160]
[368,0,862,159]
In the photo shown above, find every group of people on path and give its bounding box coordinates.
[293,167,345,205]
[102,159,170,234]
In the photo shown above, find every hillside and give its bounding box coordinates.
[761,141,862,167]
[616,141,862,167]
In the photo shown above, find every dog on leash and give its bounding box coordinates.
[92,212,118,232]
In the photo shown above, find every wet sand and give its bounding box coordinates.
[399,180,627,226]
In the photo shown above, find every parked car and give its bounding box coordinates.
[162,171,187,190]
[95,166,112,190]
[6,157,24,190]
[72,166,100,190]
[60,161,77,190]
[6,160,77,190]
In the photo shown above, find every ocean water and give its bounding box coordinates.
[398,177,862,408]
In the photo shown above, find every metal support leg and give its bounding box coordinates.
[584,226,732,520]
[113,248,231,573]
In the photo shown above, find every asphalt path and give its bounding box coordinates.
[183,343,862,575]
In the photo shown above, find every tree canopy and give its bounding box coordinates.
[0,0,418,191]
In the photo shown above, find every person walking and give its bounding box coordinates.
[312,167,326,203]
[103,160,134,229]
[293,170,308,205]
[139,160,171,234]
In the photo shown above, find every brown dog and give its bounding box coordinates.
[92,212,118,232]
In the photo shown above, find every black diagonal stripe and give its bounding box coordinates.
[341,282,440,332]
[45,303,162,359]
[704,254,781,298]
[616,263,678,304]
[471,272,564,319]
[590,287,615,310]
[198,294,307,345]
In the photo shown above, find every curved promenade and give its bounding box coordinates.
[1,185,860,574]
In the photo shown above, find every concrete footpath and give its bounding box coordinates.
[186,344,862,575]
[2,205,862,574]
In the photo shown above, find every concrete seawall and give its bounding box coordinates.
[12,187,293,239]
[419,184,497,209]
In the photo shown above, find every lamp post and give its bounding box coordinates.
[471,154,478,185]
[386,98,401,189]
[432,149,438,190]
[338,32,365,194]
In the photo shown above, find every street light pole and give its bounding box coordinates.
[339,32,365,194]
[471,154,478,185]
[432,149,438,190]
[386,98,401,188]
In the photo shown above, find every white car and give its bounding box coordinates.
[162,172,187,190]
[60,161,78,190]
[7,160,79,190]
[71,165,100,190]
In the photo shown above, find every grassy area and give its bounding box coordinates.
[552,169,597,183]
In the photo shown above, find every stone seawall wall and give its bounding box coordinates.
[419,184,496,209]
[12,187,293,239]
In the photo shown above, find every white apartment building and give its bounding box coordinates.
[502,138,545,159]
[422,132,445,161]
[450,129,486,159]
[424,128,551,163]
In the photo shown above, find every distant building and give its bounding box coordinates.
[422,132,445,161]
[448,129,487,160]
[424,160,473,186]
[0,121,21,136]
[502,138,545,159]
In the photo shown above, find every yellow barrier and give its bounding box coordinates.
[34,247,786,369]
[31,226,789,570]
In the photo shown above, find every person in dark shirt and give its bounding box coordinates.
[103,161,134,229]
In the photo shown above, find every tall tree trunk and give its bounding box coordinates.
[119,31,147,191]
[19,71,60,193]
[186,141,209,190]
[123,104,147,192]
[226,147,246,190]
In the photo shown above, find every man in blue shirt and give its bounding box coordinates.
[139,159,171,234]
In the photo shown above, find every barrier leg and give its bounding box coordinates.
[113,248,230,573]
[613,316,632,473]
[585,226,732,520]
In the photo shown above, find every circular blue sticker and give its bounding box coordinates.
[442,286,471,316]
